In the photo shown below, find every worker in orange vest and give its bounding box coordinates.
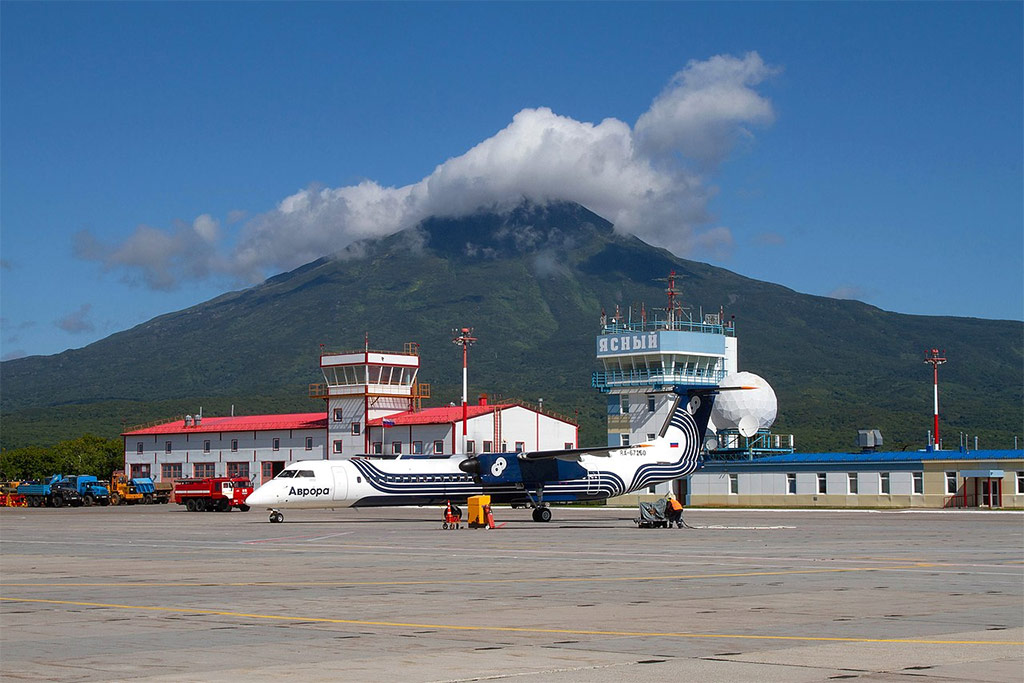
[666,493,684,529]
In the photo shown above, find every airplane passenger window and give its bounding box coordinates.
[276,471,296,478]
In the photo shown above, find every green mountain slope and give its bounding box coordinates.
[2,202,1021,452]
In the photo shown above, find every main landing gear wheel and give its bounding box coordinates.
[531,507,552,523]
[269,510,284,523]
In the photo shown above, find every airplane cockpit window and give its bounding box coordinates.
[296,470,316,478]
[276,470,297,478]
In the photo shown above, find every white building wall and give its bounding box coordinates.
[127,428,326,482]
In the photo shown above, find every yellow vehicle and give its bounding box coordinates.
[108,471,144,506]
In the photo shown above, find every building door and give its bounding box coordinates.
[261,461,285,484]
[982,479,1002,508]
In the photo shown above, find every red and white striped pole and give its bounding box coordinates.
[924,348,946,450]
[453,328,476,454]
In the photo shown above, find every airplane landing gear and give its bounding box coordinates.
[524,484,552,522]
[268,509,284,523]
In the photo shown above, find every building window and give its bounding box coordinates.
[136,442,144,455]
[165,441,172,454]
[193,462,215,478]
[1017,471,1024,495]
[372,442,382,454]
[334,408,343,422]
[227,462,249,479]
[305,437,313,450]
[351,422,361,436]
[648,396,656,412]
[203,439,211,453]
[848,473,858,494]
[161,463,182,481]
[230,439,238,452]
[413,441,423,455]
[946,471,957,494]
[564,442,574,449]
[648,485,657,494]
[817,473,827,494]
[515,441,525,452]
[272,438,280,451]
[130,464,151,479]
[392,442,402,455]
[483,440,493,453]
[729,473,738,494]
[913,471,923,494]
[466,440,475,454]
[433,440,444,455]
[787,473,796,494]
[333,440,343,454]
[620,434,630,447]
[620,395,630,414]
[647,433,656,442]
[880,472,890,495]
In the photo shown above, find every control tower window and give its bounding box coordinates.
[620,396,630,414]
[648,396,656,412]
[621,434,630,447]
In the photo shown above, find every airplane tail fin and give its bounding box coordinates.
[658,387,715,455]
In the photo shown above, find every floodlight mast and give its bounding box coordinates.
[452,327,477,454]
[924,348,947,450]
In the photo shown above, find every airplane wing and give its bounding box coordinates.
[517,445,639,462]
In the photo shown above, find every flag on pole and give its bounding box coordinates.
[382,418,396,428]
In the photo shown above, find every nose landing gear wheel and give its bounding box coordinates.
[531,507,552,523]
[269,510,284,523]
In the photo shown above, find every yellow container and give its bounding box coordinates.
[467,495,491,526]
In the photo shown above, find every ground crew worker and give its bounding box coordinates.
[666,493,684,528]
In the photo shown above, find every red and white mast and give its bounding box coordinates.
[924,348,946,450]
[452,327,476,454]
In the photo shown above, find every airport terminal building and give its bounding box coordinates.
[122,343,577,484]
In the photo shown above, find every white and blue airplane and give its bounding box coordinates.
[245,385,736,523]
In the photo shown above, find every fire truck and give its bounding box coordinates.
[172,477,253,512]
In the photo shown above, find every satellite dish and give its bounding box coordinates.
[738,415,759,438]
[704,435,719,451]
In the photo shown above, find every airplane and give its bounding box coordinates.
[245,384,736,523]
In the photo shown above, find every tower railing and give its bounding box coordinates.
[591,368,727,392]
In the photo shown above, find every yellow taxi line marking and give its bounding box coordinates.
[2,597,1019,647]
[0,563,936,588]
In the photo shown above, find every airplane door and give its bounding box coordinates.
[586,471,599,496]
[332,466,349,502]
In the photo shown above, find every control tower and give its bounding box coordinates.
[310,340,430,456]
[593,272,737,450]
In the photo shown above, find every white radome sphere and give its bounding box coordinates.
[711,372,778,436]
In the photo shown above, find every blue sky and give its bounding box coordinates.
[2,2,1021,360]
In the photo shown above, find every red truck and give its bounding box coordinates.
[173,477,253,512]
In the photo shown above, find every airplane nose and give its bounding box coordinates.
[245,486,272,507]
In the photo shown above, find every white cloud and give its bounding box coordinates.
[56,304,95,334]
[77,52,778,289]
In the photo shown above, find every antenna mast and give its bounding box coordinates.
[452,327,477,454]
[924,348,947,450]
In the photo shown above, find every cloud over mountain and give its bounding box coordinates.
[77,52,778,289]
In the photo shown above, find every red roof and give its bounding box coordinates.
[122,412,327,436]
[366,404,515,427]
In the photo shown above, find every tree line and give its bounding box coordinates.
[0,434,123,481]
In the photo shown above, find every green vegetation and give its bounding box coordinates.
[2,201,1021,453]
[0,434,123,480]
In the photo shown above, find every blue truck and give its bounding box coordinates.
[18,475,82,508]
[17,474,110,507]
[58,475,110,506]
